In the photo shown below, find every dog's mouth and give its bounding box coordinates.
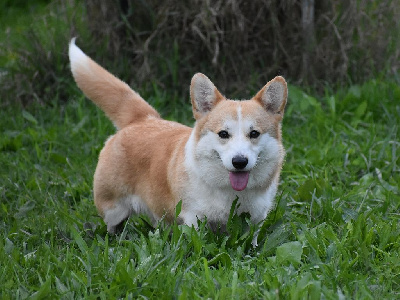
[229,171,250,191]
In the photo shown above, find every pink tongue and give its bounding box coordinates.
[229,171,250,191]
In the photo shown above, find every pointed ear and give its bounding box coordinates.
[254,76,288,114]
[190,73,224,120]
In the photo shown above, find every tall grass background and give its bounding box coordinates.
[1,0,399,105]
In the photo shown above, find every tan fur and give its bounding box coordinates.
[70,45,160,129]
[94,119,191,221]
[69,40,288,231]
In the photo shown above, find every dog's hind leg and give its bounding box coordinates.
[102,195,157,233]
[102,197,133,234]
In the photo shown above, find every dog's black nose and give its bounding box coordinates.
[232,156,248,170]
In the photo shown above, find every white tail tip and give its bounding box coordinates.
[68,38,89,72]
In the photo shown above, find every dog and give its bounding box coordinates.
[69,38,288,233]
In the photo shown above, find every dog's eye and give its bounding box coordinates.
[249,130,260,139]
[218,130,230,139]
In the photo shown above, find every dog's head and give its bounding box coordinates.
[186,73,288,191]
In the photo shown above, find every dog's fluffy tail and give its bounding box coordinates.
[68,38,160,129]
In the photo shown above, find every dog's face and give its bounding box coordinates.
[186,74,287,191]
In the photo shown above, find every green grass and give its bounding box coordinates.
[0,0,51,67]
[1,78,399,298]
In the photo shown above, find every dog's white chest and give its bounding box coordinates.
[179,179,278,227]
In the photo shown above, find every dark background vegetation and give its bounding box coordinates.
[0,0,399,106]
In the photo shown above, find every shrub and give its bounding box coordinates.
[0,0,399,105]
[85,0,400,95]
[0,0,88,105]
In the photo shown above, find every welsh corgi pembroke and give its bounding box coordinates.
[69,39,288,233]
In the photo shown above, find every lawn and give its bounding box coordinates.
[1,76,399,298]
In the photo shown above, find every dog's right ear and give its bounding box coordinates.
[190,73,224,120]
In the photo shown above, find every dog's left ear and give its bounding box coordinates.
[190,73,224,120]
[254,76,288,115]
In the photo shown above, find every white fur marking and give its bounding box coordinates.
[104,197,132,233]
[104,195,157,233]
[68,39,91,75]
[183,119,281,227]
[237,105,242,136]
